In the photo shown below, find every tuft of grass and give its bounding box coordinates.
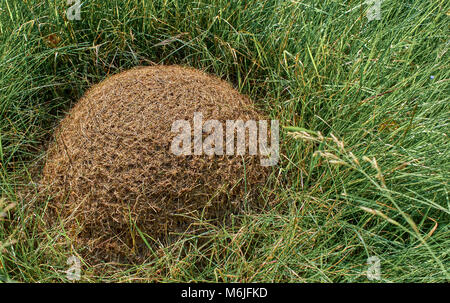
[0,0,448,282]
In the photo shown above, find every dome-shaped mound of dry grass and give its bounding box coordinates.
[41,65,268,262]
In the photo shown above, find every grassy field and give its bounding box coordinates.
[0,0,448,282]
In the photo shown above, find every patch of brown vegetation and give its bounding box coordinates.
[41,65,268,263]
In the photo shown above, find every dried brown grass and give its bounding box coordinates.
[40,65,268,263]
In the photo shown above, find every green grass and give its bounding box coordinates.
[0,0,449,282]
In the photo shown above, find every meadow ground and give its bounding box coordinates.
[0,0,448,282]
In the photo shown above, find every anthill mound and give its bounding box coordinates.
[41,65,269,262]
